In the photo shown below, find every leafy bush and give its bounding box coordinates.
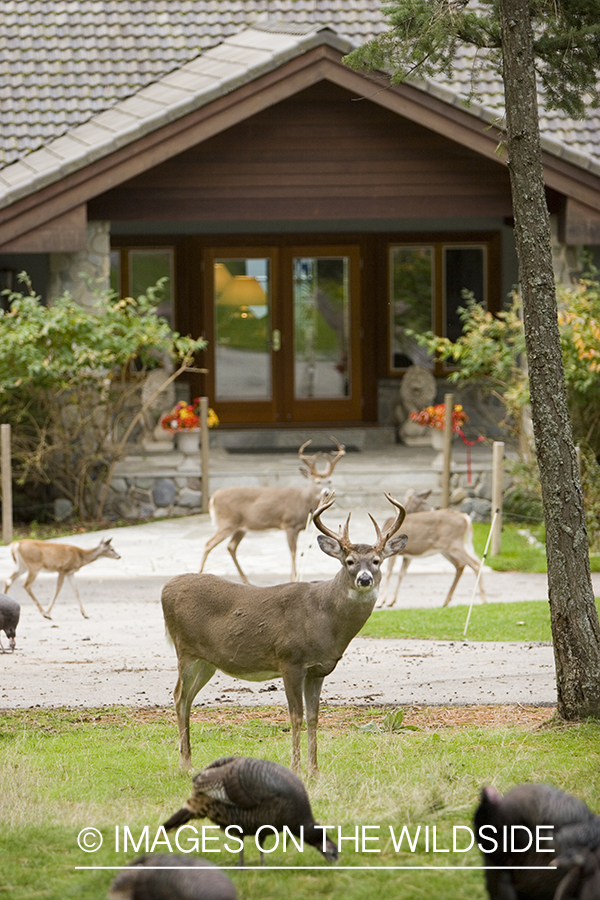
[0,274,206,520]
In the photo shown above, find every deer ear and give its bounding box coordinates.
[317,535,344,560]
[381,534,408,558]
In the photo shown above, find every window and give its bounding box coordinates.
[389,241,489,371]
[110,247,175,326]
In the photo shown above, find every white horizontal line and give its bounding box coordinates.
[75,865,557,871]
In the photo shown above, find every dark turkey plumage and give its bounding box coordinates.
[108,854,237,900]
[0,593,20,651]
[163,756,338,866]
[474,783,600,900]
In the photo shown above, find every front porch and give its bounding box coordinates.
[107,426,498,520]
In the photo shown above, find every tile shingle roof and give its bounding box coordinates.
[0,0,598,181]
[0,0,386,168]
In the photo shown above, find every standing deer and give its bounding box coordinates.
[199,437,345,583]
[377,494,486,608]
[4,537,121,619]
[162,491,408,774]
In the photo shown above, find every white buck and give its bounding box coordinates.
[4,537,121,619]
[162,492,408,774]
[378,493,486,608]
[199,437,346,583]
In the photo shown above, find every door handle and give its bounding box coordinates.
[271,329,281,352]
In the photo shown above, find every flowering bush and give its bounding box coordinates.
[161,399,219,432]
[410,403,467,433]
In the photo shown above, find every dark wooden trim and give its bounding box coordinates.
[0,204,87,252]
[2,43,600,246]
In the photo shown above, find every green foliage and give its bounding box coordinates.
[1,707,600,899]
[408,293,529,442]
[344,0,600,117]
[557,274,600,452]
[404,282,600,547]
[0,274,206,520]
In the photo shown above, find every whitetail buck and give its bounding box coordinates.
[162,491,408,774]
[4,537,121,619]
[199,437,346,583]
[377,493,486,608]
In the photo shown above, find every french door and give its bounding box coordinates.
[204,245,362,424]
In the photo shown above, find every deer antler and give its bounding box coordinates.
[298,440,320,476]
[370,493,406,551]
[319,436,346,477]
[311,491,353,550]
[299,437,346,479]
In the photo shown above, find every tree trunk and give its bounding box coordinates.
[498,0,600,717]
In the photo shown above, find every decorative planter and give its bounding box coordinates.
[177,429,201,471]
[430,427,456,469]
[430,428,445,452]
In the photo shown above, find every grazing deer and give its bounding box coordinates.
[377,495,486,608]
[162,491,408,774]
[4,537,121,619]
[199,437,346,583]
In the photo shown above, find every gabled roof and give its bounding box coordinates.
[1,0,599,181]
[1,2,599,250]
[0,0,387,169]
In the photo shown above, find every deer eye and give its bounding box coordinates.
[346,557,356,566]
[372,558,381,567]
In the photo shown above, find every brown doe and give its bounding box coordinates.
[377,491,486,608]
[162,491,408,774]
[4,537,121,619]
[199,437,346,583]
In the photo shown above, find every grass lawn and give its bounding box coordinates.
[360,599,600,642]
[1,706,599,900]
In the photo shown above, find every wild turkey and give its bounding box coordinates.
[553,843,600,900]
[474,783,600,899]
[108,854,237,900]
[163,756,338,866]
[0,593,20,652]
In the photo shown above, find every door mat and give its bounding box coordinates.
[225,445,360,454]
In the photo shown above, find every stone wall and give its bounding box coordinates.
[103,474,204,520]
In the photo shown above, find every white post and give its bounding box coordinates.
[199,397,210,515]
[441,392,454,508]
[491,441,504,556]
[1,424,13,545]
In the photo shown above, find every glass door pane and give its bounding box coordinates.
[389,246,434,370]
[293,256,351,399]
[213,258,271,401]
[444,245,486,341]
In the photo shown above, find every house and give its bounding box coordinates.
[1,1,600,442]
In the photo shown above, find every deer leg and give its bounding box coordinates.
[174,657,216,771]
[376,556,395,608]
[4,556,26,594]
[22,570,51,619]
[67,574,88,618]
[44,571,70,617]
[282,667,305,774]
[199,528,233,574]
[303,675,324,776]
[441,560,465,607]
[390,556,411,608]
[226,530,250,584]
[285,528,300,581]
[463,551,487,603]
[441,550,486,606]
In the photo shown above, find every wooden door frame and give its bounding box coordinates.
[202,245,279,424]
[279,244,363,423]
